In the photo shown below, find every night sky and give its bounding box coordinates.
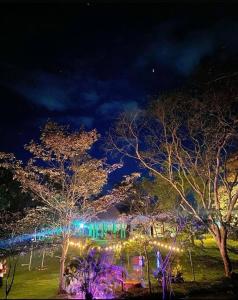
[0,1,238,186]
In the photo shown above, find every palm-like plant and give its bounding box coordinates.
[65,249,126,299]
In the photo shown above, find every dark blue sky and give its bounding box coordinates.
[0,1,238,186]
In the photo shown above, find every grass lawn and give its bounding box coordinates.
[1,236,238,299]
[1,248,60,299]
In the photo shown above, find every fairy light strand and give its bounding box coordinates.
[69,236,183,253]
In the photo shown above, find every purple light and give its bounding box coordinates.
[65,250,126,299]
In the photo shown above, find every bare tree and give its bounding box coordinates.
[108,89,238,277]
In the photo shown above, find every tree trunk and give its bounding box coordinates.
[58,236,69,294]
[218,228,232,277]
[144,244,152,294]
[189,233,195,246]
[162,273,168,300]
[211,225,233,277]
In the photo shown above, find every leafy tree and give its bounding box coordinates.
[0,122,137,293]
[109,86,238,277]
[140,177,206,244]
[140,176,179,211]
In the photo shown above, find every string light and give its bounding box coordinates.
[69,237,183,253]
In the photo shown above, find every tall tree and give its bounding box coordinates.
[109,87,238,277]
[0,122,136,293]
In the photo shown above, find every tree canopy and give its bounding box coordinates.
[108,84,238,277]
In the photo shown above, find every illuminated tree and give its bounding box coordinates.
[127,178,180,237]
[0,122,138,293]
[139,177,204,244]
[65,249,125,299]
[108,88,238,277]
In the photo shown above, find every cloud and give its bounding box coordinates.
[98,100,139,118]
[13,71,76,111]
[8,71,102,111]
[55,115,94,128]
[123,101,139,112]
[22,88,70,111]
[4,17,238,119]
[71,116,94,128]
[80,91,100,106]
[99,101,121,115]
[173,36,214,75]
[9,69,137,113]
[136,19,238,76]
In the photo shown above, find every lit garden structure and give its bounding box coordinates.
[0,209,177,250]
[128,213,177,238]
[72,220,127,239]
[71,210,176,240]
[71,206,127,240]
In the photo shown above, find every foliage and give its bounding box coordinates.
[65,250,125,299]
[0,121,139,292]
[108,85,238,277]
[140,176,179,211]
[1,236,238,299]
